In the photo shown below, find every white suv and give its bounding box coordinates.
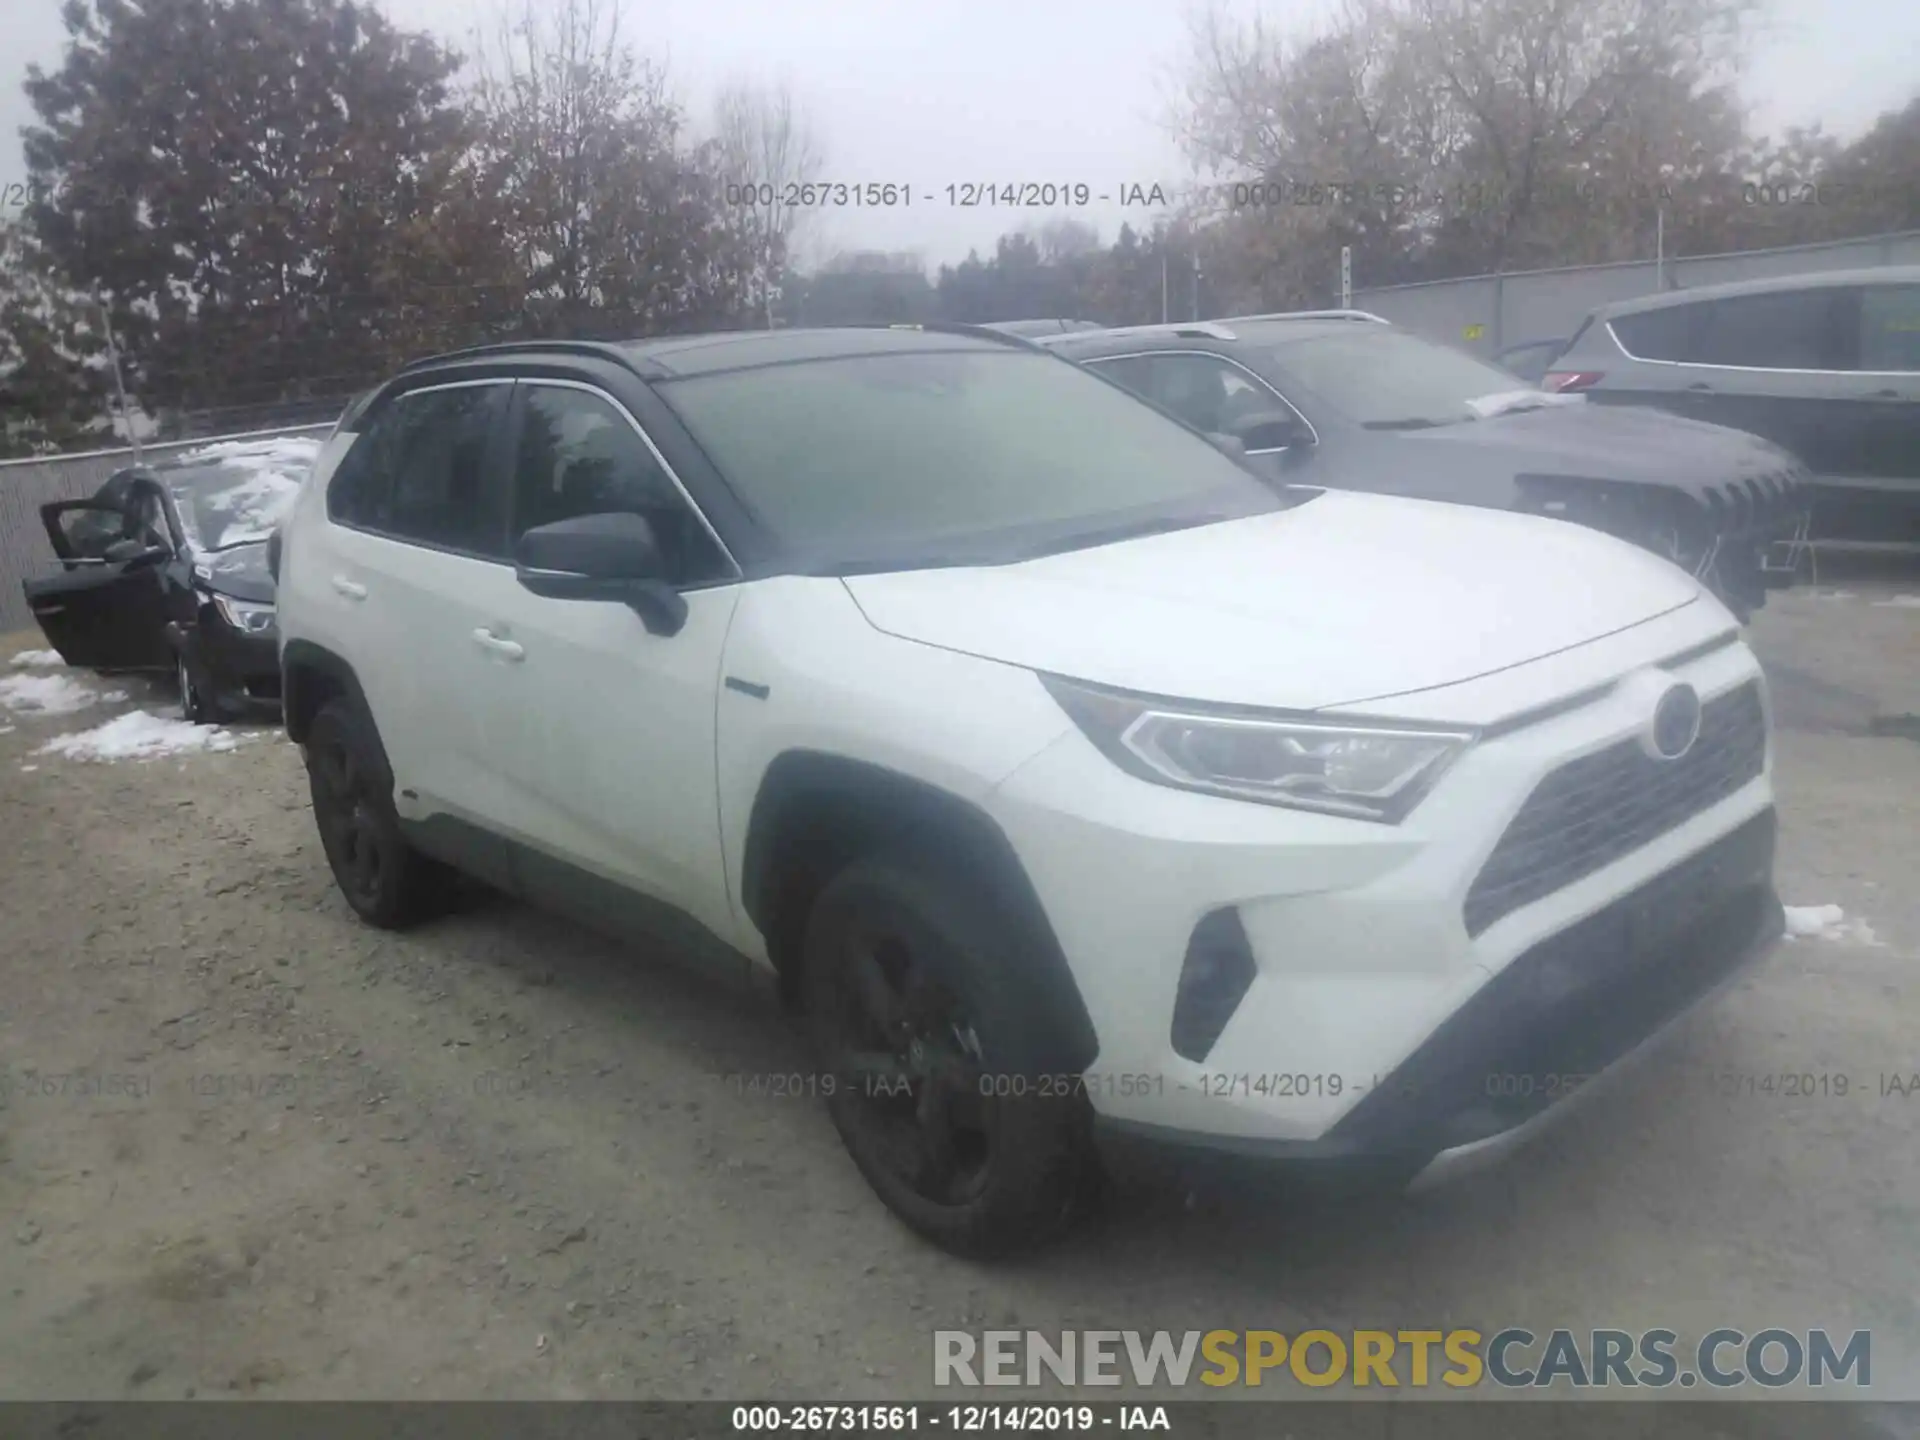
[273,324,1785,1257]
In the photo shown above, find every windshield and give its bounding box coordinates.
[1260,327,1556,429]
[163,437,320,551]
[657,348,1283,569]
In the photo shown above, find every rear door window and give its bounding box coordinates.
[327,383,511,557]
[1692,289,1846,370]
[1858,285,1920,372]
[1088,352,1290,437]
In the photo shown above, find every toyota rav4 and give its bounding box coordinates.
[272,323,1785,1257]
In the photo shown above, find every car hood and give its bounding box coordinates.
[842,490,1703,713]
[1393,399,1805,492]
[192,542,276,603]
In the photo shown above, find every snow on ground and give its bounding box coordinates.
[1870,595,1920,610]
[0,672,118,716]
[1808,590,1859,601]
[36,710,248,762]
[1783,903,1886,946]
[171,435,321,549]
[9,650,65,668]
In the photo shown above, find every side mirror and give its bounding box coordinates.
[1228,410,1312,453]
[514,512,689,638]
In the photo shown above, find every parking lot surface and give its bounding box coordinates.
[2,580,1919,1414]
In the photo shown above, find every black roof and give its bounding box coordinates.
[397,324,1040,383]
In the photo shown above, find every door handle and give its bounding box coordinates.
[1685,382,1713,392]
[472,628,525,662]
[330,576,368,601]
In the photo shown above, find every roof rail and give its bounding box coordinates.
[885,320,1050,352]
[397,338,633,372]
[1037,320,1241,344]
[1221,308,1390,325]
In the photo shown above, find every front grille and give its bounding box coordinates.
[1463,680,1767,936]
[1333,808,1780,1154]
[1701,466,1808,541]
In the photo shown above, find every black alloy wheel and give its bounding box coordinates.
[177,651,208,723]
[823,917,995,1208]
[303,700,454,928]
[802,856,1090,1257]
[309,724,391,915]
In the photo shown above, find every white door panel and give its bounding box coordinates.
[468,580,742,937]
[326,526,504,814]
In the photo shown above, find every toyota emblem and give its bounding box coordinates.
[1648,683,1703,761]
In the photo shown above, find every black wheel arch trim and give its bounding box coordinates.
[741,750,1099,1074]
[281,639,383,761]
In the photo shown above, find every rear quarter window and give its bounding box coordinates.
[1608,304,1703,362]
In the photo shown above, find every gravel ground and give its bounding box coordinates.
[2,578,1919,1421]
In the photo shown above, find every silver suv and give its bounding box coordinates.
[1548,267,1920,547]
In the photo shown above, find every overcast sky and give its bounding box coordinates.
[2,0,1916,271]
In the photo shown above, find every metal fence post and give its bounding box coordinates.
[94,294,142,466]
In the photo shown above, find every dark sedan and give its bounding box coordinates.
[1038,313,1810,619]
[21,438,318,721]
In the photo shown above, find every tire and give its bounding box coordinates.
[176,650,210,724]
[801,854,1093,1259]
[303,698,456,929]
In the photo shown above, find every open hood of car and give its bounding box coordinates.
[842,490,1704,715]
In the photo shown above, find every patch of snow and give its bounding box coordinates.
[169,435,320,550]
[1870,595,1920,609]
[1784,903,1844,937]
[9,649,65,668]
[0,672,109,715]
[1782,903,1886,947]
[1466,388,1584,418]
[35,710,247,762]
[19,764,38,772]
[0,725,13,734]
[1809,590,1858,601]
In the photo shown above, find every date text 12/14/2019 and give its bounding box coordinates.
[730,1403,1174,1432]
[719,182,1172,209]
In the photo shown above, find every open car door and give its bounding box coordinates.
[22,498,175,671]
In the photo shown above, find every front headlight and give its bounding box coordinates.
[210,594,277,635]
[1041,674,1475,823]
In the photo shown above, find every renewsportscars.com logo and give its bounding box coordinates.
[933,1328,1871,1390]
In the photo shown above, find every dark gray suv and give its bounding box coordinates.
[1041,312,1810,618]
[1548,267,1920,547]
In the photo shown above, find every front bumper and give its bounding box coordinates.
[1094,847,1781,1187]
[169,618,282,715]
[987,619,1776,1165]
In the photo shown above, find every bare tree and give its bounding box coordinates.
[468,0,758,335]
[1173,0,1759,290]
[712,79,824,327]
[1025,217,1103,264]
